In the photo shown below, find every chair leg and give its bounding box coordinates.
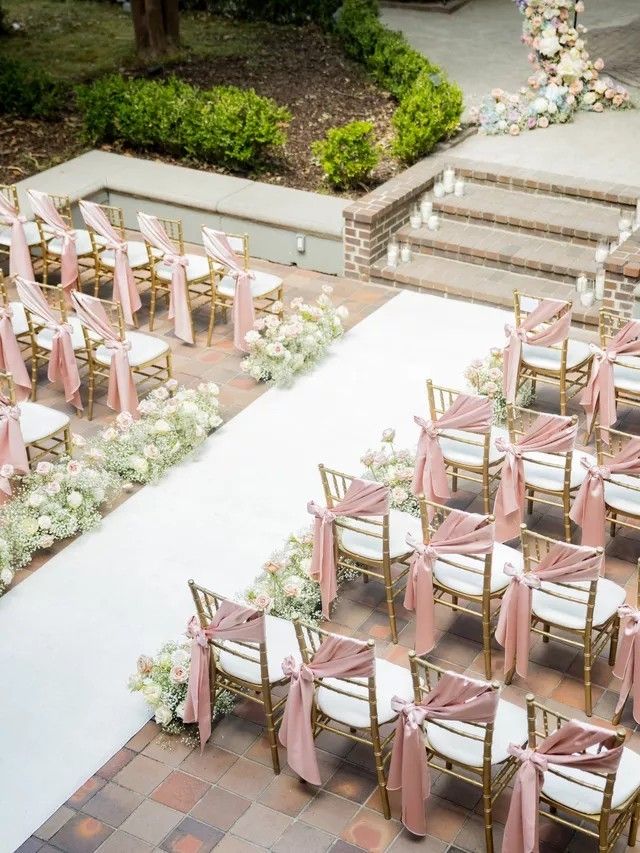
[609,616,620,667]
[584,655,593,717]
[451,467,458,493]
[628,797,640,846]
[483,474,491,515]
[504,665,515,686]
[371,726,391,820]
[563,498,572,543]
[482,608,492,679]
[542,624,550,643]
[30,354,39,401]
[206,300,216,348]
[149,283,157,331]
[385,582,398,644]
[262,690,281,775]
[63,427,73,457]
[88,371,95,422]
[610,511,618,538]
[482,782,494,853]
[526,489,534,516]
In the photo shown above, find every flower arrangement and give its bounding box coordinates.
[129,640,235,736]
[360,429,420,517]
[464,348,534,424]
[241,287,348,387]
[475,0,631,135]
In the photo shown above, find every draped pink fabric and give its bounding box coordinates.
[0,193,35,279]
[308,479,389,619]
[388,672,499,836]
[71,291,138,416]
[581,320,640,433]
[503,299,571,404]
[79,201,141,326]
[403,509,495,655]
[15,276,82,410]
[27,190,78,296]
[183,601,265,749]
[137,212,193,344]
[570,438,640,546]
[493,414,577,542]
[503,720,623,853]
[0,305,31,401]
[0,398,29,501]
[279,635,375,785]
[411,394,492,509]
[613,604,640,725]
[202,226,255,353]
[495,542,603,679]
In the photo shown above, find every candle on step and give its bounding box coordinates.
[386,239,399,268]
[576,273,588,293]
[454,179,465,197]
[400,243,412,263]
[427,214,440,231]
[595,240,609,264]
[420,197,433,221]
[443,166,455,194]
[410,205,422,229]
[595,266,605,300]
[580,288,595,308]
[433,180,445,199]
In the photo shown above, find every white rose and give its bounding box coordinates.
[154,419,172,434]
[582,91,597,104]
[244,330,261,345]
[171,649,189,667]
[142,681,162,704]
[0,568,13,586]
[154,705,173,726]
[38,515,52,530]
[547,101,558,114]
[556,52,583,81]
[102,427,117,442]
[67,491,83,509]
[538,29,560,57]
[93,487,105,503]
[533,97,549,114]
[27,492,45,509]
[299,557,312,576]
[129,456,149,475]
[209,416,223,430]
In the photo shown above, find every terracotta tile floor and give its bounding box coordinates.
[8,247,640,852]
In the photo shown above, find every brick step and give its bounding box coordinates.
[432,183,620,245]
[397,219,598,284]
[371,253,599,327]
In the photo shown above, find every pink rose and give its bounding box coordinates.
[605,88,615,99]
[538,116,549,128]
[66,460,82,475]
[613,94,624,107]
[264,561,281,575]
[491,88,504,99]
[594,58,604,71]
[254,592,272,611]
[36,461,53,475]
[593,102,604,112]
[170,664,188,684]
[137,655,153,675]
[508,124,520,136]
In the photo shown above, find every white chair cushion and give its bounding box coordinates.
[316,658,413,729]
[424,699,527,767]
[99,240,149,269]
[216,614,300,685]
[542,745,640,815]
[613,361,640,393]
[9,302,28,337]
[17,401,69,444]
[339,509,423,562]
[439,426,508,468]
[531,577,625,630]
[47,229,93,257]
[521,340,591,371]
[523,450,595,492]
[35,316,86,352]
[604,475,640,517]
[0,220,41,247]
[216,270,282,299]
[154,254,210,282]
[433,542,522,596]
[94,331,169,368]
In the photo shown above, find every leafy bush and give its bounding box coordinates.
[313,121,380,189]
[392,72,464,163]
[188,0,342,25]
[0,57,69,119]
[77,75,291,170]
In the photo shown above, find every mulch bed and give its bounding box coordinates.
[0,25,399,197]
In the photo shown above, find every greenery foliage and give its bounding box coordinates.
[0,57,69,119]
[312,120,380,188]
[196,0,342,25]
[77,75,291,170]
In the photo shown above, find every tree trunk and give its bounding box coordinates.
[163,0,180,48]
[130,0,180,58]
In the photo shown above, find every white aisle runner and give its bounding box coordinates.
[0,291,509,852]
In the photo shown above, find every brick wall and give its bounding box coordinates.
[603,230,640,319]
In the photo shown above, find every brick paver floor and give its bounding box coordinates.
[8,245,640,853]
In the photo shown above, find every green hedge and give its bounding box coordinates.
[77,76,291,170]
[0,57,69,119]
[193,0,341,24]
[313,120,380,189]
[335,0,463,163]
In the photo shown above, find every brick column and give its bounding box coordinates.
[603,230,640,318]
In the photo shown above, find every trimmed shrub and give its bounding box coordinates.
[392,72,464,163]
[77,75,291,170]
[313,121,380,189]
[0,57,69,119]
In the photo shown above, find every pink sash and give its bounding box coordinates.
[0,305,30,401]
[279,635,375,785]
[15,277,82,410]
[495,541,603,679]
[308,479,389,618]
[581,320,640,432]
[613,604,640,725]
[137,213,193,344]
[0,193,35,280]
[503,720,623,853]
[503,299,571,404]
[202,226,255,353]
[493,414,577,542]
[0,399,29,501]
[79,201,141,326]
[388,671,498,836]
[27,190,78,297]
[71,291,138,416]
[411,394,492,508]
[183,601,265,749]
[403,509,495,655]
[570,437,640,546]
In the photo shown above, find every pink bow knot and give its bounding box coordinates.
[166,253,189,270]
[508,743,548,774]
[505,323,529,343]
[495,436,521,458]
[391,696,427,729]
[414,415,439,440]
[582,456,611,481]
[0,403,20,421]
[0,305,14,321]
[281,655,313,683]
[407,534,438,566]
[504,561,541,589]
[618,604,640,623]
[307,500,335,525]
[186,616,209,647]
[105,338,132,352]
[589,342,616,363]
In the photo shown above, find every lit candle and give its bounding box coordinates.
[595,266,605,300]
[576,273,588,293]
[400,243,412,263]
[595,241,608,264]
[433,181,445,199]
[580,289,595,308]
[454,179,465,197]
[410,206,422,229]
[427,214,440,231]
[443,166,455,194]
[420,197,433,220]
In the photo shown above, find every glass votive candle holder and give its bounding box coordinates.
[409,206,422,229]
[595,240,608,264]
[580,287,595,308]
[595,266,606,301]
[454,178,465,197]
[443,165,455,194]
[427,214,440,231]
[433,180,445,199]
[420,197,433,221]
[386,240,399,268]
[400,243,412,263]
[576,273,588,293]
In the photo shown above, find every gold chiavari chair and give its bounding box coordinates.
[513,291,591,415]
[411,656,526,853]
[0,273,30,361]
[600,307,640,426]
[524,694,640,853]
[75,294,172,420]
[508,527,624,716]
[507,404,591,542]
[33,193,95,288]
[418,498,519,679]
[612,559,640,726]
[0,185,42,273]
[21,282,89,402]
[319,464,422,644]
[426,380,505,514]
[188,581,292,774]
[143,215,213,342]
[294,619,411,819]
[596,425,640,541]
[0,371,71,465]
